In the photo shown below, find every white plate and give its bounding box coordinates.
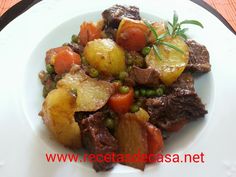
[0,0,236,176]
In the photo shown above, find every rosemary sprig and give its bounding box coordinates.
[180,20,204,27]
[159,41,184,54]
[144,21,158,40]
[143,12,203,61]
[144,20,184,60]
[153,45,163,60]
[168,11,204,39]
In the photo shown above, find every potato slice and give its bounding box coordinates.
[115,113,148,170]
[40,88,81,149]
[146,36,189,85]
[57,66,114,112]
[57,66,88,90]
[76,78,114,112]
[84,39,126,75]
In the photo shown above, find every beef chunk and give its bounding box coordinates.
[103,27,117,40]
[67,43,84,55]
[146,73,207,131]
[129,66,160,87]
[169,73,195,92]
[146,91,207,131]
[80,112,118,171]
[185,39,211,73]
[102,5,141,28]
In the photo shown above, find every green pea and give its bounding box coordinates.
[127,58,133,65]
[133,57,145,68]
[140,88,146,96]
[119,86,130,94]
[127,66,133,72]
[134,90,140,98]
[156,88,164,97]
[142,46,151,56]
[112,80,123,86]
[146,89,156,97]
[126,52,132,60]
[89,68,99,78]
[119,71,129,80]
[159,84,166,93]
[71,34,78,43]
[104,118,115,130]
[130,104,140,113]
[46,64,54,74]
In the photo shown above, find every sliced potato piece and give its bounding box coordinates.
[115,113,148,170]
[76,78,114,112]
[57,66,114,112]
[40,88,81,149]
[84,39,126,75]
[57,66,88,90]
[146,36,189,85]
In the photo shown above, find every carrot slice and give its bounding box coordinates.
[145,122,164,155]
[45,46,72,65]
[108,88,134,114]
[116,18,149,51]
[79,22,102,46]
[54,50,81,75]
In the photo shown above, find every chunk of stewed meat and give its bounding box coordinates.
[102,5,141,28]
[145,73,207,131]
[129,66,160,87]
[185,39,211,73]
[80,112,118,171]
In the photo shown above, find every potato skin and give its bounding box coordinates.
[40,88,81,149]
[84,39,126,75]
[146,36,189,85]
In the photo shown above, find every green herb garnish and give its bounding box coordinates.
[159,41,184,54]
[153,45,163,60]
[144,20,184,60]
[168,11,204,39]
[144,12,203,61]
